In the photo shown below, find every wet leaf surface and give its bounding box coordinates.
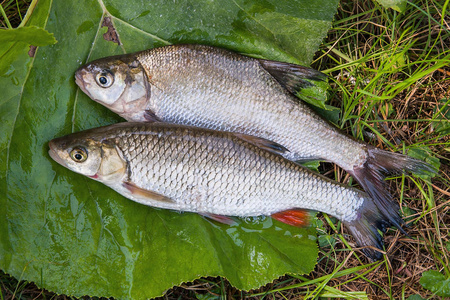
[0,0,338,298]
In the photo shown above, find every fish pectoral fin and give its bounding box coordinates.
[271,209,310,227]
[122,182,174,203]
[199,213,237,226]
[233,133,289,156]
[259,59,327,94]
[144,109,162,122]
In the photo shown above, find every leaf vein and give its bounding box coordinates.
[71,12,108,132]
[110,16,171,46]
[229,0,277,42]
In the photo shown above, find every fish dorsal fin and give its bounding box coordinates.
[259,59,327,94]
[199,213,237,225]
[122,182,174,203]
[271,209,310,227]
[233,133,289,156]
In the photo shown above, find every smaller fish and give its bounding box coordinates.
[49,122,404,260]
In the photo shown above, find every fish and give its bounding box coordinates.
[75,44,437,233]
[49,122,404,260]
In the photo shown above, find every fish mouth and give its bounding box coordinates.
[74,70,93,99]
[48,140,67,167]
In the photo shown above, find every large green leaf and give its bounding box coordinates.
[0,0,54,270]
[420,270,450,297]
[0,0,338,298]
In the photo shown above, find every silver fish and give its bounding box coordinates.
[75,44,436,231]
[49,122,402,260]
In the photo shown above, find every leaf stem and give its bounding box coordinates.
[18,0,39,27]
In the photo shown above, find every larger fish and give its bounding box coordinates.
[49,122,402,260]
[75,44,436,230]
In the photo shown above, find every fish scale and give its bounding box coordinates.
[103,124,363,219]
[137,45,365,171]
[49,122,402,259]
[76,45,436,248]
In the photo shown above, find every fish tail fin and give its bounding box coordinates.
[343,192,403,260]
[351,146,437,234]
[364,146,438,176]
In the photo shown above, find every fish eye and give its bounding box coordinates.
[95,70,114,88]
[70,147,88,162]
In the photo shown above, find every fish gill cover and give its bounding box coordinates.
[0,0,338,298]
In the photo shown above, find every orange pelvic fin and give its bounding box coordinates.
[271,209,310,227]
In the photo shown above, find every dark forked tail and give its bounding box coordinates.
[343,191,403,260]
[351,146,437,237]
[344,147,437,260]
[362,146,437,176]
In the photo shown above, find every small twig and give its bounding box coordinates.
[432,184,450,197]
